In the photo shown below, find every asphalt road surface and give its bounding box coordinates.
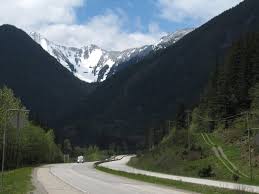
[35,162,195,194]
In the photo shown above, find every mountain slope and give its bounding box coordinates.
[0,24,92,140]
[129,32,259,186]
[29,29,192,83]
[68,0,259,148]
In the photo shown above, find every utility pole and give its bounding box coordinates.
[16,111,21,168]
[168,120,171,133]
[1,115,7,191]
[147,128,154,150]
[168,120,175,132]
[1,108,29,191]
[246,111,252,181]
[186,110,192,151]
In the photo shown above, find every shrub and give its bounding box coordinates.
[198,165,215,177]
[232,174,240,182]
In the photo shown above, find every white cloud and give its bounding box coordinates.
[0,0,84,28]
[157,0,243,23]
[0,0,165,51]
[38,12,165,51]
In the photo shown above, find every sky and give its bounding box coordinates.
[0,0,243,51]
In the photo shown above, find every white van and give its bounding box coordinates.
[77,155,84,163]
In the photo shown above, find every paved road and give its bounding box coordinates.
[35,162,195,194]
[101,156,259,193]
[34,165,82,194]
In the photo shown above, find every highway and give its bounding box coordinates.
[34,161,195,194]
[101,156,259,193]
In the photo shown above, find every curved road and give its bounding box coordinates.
[101,156,259,193]
[35,162,195,194]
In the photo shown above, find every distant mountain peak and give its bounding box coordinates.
[29,29,193,83]
[157,28,194,47]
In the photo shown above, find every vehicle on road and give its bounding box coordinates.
[77,155,84,163]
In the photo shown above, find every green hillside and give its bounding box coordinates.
[129,32,259,185]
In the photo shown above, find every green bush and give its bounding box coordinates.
[198,165,215,178]
[84,145,108,162]
[232,174,240,182]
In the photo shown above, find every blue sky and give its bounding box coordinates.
[76,0,191,33]
[76,0,242,33]
[0,0,243,51]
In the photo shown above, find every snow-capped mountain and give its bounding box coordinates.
[29,29,193,83]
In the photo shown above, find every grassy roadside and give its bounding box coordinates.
[205,132,259,185]
[128,131,259,186]
[96,165,254,194]
[0,167,34,194]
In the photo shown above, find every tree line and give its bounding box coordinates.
[190,32,259,131]
[0,86,63,169]
[0,82,129,168]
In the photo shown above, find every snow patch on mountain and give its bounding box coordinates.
[29,29,193,83]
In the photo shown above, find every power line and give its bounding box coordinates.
[192,111,246,122]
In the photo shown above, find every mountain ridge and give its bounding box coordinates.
[29,29,193,82]
[0,24,92,138]
[66,0,259,148]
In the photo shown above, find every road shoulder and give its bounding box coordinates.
[32,165,82,194]
[31,168,48,194]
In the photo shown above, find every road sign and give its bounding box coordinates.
[256,133,259,146]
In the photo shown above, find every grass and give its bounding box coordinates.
[96,165,254,194]
[0,167,34,194]
[128,134,226,179]
[128,131,259,186]
[207,131,259,185]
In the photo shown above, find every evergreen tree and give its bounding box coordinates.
[201,33,259,122]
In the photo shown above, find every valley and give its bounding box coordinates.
[1,0,259,193]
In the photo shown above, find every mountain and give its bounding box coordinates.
[198,32,259,119]
[29,29,192,83]
[0,24,92,140]
[66,0,259,149]
[2,0,258,149]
